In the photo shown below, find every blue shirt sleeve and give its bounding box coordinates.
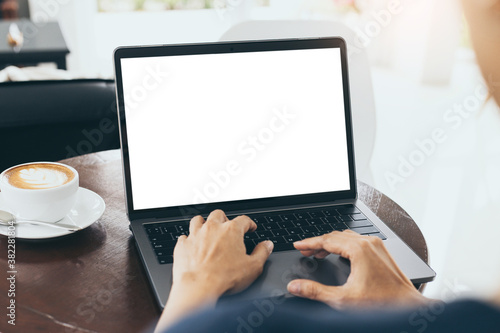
[165,297,500,333]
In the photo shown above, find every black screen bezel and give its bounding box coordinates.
[113,37,357,221]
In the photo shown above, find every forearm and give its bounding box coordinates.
[154,273,226,333]
[155,212,272,332]
[155,288,217,333]
[461,0,500,106]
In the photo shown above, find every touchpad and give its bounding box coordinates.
[221,251,350,302]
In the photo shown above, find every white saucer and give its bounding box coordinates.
[0,187,105,239]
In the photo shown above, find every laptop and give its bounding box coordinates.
[113,37,435,308]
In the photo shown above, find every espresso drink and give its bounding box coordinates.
[4,163,75,190]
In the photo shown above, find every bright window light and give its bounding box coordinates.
[98,0,269,13]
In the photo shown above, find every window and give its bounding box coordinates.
[98,0,269,13]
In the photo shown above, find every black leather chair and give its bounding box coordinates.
[0,79,120,172]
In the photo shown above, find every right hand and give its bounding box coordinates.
[287,230,429,309]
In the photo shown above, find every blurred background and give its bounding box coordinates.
[2,0,500,301]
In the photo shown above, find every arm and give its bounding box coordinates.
[154,210,273,332]
[156,213,431,332]
[287,230,429,309]
[463,0,500,308]
[492,290,500,308]
[461,0,500,106]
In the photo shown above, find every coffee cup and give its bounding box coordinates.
[0,162,79,223]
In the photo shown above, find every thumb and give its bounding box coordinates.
[250,240,274,266]
[287,279,337,304]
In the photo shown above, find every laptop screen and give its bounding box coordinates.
[120,44,351,211]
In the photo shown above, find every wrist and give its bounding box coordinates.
[394,285,430,307]
[408,290,430,305]
[156,272,227,333]
[172,271,228,300]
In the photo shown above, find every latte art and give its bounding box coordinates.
[5,163,75,190]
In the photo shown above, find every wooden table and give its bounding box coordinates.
[0,150,428,333]
[0,19,69,70]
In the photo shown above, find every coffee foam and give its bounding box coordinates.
[4,164,75,190]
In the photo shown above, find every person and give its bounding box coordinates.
[154,211,500,333]
[462,0,500,106]
[154,0,500,331]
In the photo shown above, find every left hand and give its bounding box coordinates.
[156,210,273,332]
[172,209,274,295]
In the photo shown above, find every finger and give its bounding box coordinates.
[313,250,330,259]
[293,235,326,250]
[298,250,317,257]
[294,231,363,260]
[287,279,341,304]
[250,240,274,264]
[189,215,205,234]
[298,249,328,257]
[206,209,228,223]
[173,234,187,252]
[228,241,273,294]
[231,215,258,233]
[245,241,273,284]
[172,235,188,259]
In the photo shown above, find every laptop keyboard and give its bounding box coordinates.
[144,204,386,265]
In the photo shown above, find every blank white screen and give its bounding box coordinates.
[121,47,350,210]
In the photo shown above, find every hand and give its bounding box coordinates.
[172,209,273,295]
[156,210,273,332]
[287,230,428,309]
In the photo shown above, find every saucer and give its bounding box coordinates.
[0,187,105,239]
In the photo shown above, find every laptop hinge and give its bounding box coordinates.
[131,199,356,223]
[224,199,355,218]
[134,198,356,224]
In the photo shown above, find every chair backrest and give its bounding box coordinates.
[220,20,376,185]
[18,0,30,18]
[0,79,119,172]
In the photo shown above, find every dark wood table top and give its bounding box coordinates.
[0,150,428,333]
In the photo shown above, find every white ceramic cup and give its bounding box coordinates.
[0,162,79,223]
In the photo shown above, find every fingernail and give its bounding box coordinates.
[265,240,274,253]
[293,240,304,246]
[288,281,300,295]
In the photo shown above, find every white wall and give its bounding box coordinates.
[28,0,462,83]
[28,0,255,76]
